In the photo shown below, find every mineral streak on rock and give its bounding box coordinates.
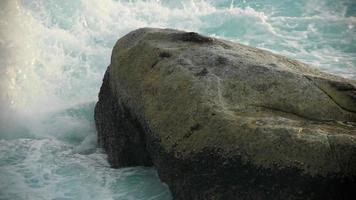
[95,28,356,200]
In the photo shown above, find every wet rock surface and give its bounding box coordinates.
[95,28,356,200]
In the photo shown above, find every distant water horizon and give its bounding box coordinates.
[0,0,355,199]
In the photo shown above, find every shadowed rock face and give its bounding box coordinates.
[95,28,356,200]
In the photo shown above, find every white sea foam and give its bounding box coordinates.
[0,139,170,200]
[0,0,355,199]
[2,0,354,114]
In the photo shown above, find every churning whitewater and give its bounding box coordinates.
[0,0,355,200]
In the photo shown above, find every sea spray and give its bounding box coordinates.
[0,0,355,199]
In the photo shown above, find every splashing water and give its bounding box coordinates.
[0,0,355,199]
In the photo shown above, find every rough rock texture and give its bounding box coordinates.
[94,28,356,200]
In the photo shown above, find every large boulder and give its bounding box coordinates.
[94,28,356,200]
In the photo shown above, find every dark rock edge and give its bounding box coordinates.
[95,68,356,200]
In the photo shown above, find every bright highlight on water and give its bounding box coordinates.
[0,0,355,199]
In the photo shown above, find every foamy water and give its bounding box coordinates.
[0,0,355,199]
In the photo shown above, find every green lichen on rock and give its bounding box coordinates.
[95,28,356,200]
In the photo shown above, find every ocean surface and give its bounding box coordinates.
[0,0,355,199]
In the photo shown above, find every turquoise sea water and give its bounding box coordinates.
[0,0,355,199]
